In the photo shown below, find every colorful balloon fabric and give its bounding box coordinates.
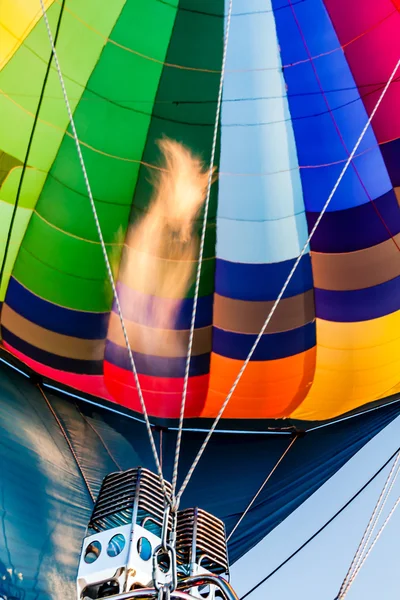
[1,0,400,423]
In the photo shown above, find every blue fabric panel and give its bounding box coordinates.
[104,340,210,378]
[1,360,400,600]
[272,0,392,212]
[114,282,213,329]
[307,188,400,253]
[216,215,309,264]
[4,277,109,339]
[216,0,311,293]
[315,276,400,322]
[214,255,313,301]
[2,328,103,374]
[213,322,316,360]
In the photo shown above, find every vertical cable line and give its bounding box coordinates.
[336,449,400,598]
[227,435,298,542]
[39,0,170,503]
[171,0,234,502]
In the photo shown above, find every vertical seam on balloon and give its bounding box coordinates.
[37,384,95,504]
[0,0,67,297]
[287,0,400,252]
[75,402,122,472]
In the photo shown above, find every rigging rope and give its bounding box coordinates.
[171,0,233,503]
[336,449,400,598]
[175,56,400,506]
[241,439,400,599]
[39,0,170,503]
[338,491,400,599]
[227,434,298,542]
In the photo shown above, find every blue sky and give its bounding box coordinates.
[231,415,400,599]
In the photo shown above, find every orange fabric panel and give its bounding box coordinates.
[202,347,316,419]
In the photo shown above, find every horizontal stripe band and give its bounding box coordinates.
[307,188,400,253]
[2,328,103,374]
[314,274,400,322]
[212,322,316,361]
[5,277,109,338]
[215,255,313,301]
[213,290,315,333]
[1,304,105,360]
[107,311,212,357]
[103,362,209,418]
[115,282,213,328]
[311,234,400,291]
[105,339,210,378]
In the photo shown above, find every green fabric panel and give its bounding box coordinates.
[0,203,32,301]
[12,0,178,312]
[126,0,223,299]
[0,0,124,171]
[12,246,116,312]
[36,174,131,243]
[22,213,110,279]
[0,168,47,209]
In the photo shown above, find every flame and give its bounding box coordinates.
[110,138,214,358]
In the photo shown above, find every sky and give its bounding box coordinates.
[231,415,400,600]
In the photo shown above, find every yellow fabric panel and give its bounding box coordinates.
[290,312,400,421]
[0,0,55,71]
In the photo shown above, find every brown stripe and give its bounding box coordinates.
[2,304,104,360]
[311,234,400,292]
[213,290,315,334]
[108,311,212,357]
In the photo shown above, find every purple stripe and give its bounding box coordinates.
[307,188,400,253]
[114,282,213,329]
[105,340,210,377]
[314,275,400,322]
[5,277,109,339]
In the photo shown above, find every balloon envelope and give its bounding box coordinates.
[1,0,400,597]
[1,0,400,424]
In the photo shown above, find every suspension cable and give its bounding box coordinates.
[175,56,400,506]
[170,0,233,502]
[240,439,400,599]
[336,449,400,598]
[227,434,298,542]
[39,0,169,502]
[337,491,400,599]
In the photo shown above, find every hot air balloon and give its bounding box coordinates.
[1,0,400,598]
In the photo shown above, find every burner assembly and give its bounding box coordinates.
[77,468,235,600]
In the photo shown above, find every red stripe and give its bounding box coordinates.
[103,361,209,418]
